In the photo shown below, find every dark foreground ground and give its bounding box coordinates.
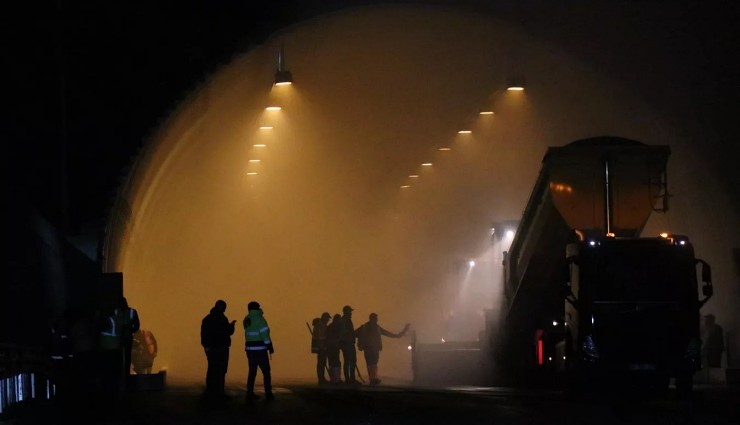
[3,381,739,425]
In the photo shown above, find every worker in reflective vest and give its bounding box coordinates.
[98,307,124,396]
[115,297,140,376]
[243,301,274,400]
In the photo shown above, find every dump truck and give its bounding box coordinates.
[497,137,713,392]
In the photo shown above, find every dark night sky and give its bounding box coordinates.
[5,1,739,238]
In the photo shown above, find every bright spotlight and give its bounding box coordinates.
[421,163,433,167]
[249,159,261,163]
[479,111,494,115]
[507,86,524,91]
[552,321,559,327]
[407,345,413,351]
[259,126,273,130]
[400,185,411,189]
[505,230,515,239]
[458,130,472,134]
[468,260,475,267]
[265,106,281,111]
[253,144,267,148]
[438,147,451,151]
[247,172,258,176]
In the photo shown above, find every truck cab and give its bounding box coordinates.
[561,235,712,390]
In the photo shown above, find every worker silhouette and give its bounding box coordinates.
[326,313,343,383]
[339,305,360,385]
[356,313,409,385]
[116,297,140,377]
[200,300,236,398]
[703,314,724,368]
[243,301,274,400]
[311,312,331,385]
[132,329,158,374]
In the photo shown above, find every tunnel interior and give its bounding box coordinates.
[102,5,739,385]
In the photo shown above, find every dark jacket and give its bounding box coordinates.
[357,322,407,352]
[327,319,343,350]
[201,308,235,348]
[339,315,356,347]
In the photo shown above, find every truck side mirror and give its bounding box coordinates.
[701,262,712,284]
[696,259,714,307]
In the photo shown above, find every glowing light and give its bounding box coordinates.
[549,182,573,193]
[679,240,686,246]
[249,159,261,163]
[479,111,494,115]
[407,345,413,351]
[253,144,267,148]
[589,240,596,246]
[507,86,524,91]
[606,232,615,238]
[265,106,282,111]
[259,126,273,130]
[458,130,472,134]
[505,230,515,239]
[552,321,559,327]
[659,232,669,238]
[401,185,411,189]
[438,147,451,151]
[441,338,446,343]
[275,81,292,86]
[247,172,258,175]
[409,175,419,178]
[468,260,475,267]
[421,163,432,167]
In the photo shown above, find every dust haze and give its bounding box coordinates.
[104,5,740,385]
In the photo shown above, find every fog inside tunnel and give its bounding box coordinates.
[106,5,740,385]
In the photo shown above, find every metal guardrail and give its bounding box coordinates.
[0,344,55,416]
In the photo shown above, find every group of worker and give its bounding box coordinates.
[201,300,274,401]
[311,305,410,386]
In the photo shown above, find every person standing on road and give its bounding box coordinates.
[132,329,158,374]
[339,305,360,385]
[356,313,409,385]
[200,300,236,398]
[244,301,274,400]
[116,297,140,377]
[326,313,343,384]
[703,314,725,368]
[311,312,331,385]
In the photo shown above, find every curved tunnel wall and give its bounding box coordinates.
[103,5,739,384]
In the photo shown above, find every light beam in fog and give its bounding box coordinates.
[104,5,740,385]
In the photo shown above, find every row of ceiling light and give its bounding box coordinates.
[246,49,295,177]
[246,47,525,187]
[399,82,525,190]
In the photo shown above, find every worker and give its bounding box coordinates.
[97,305,123,397]
[132,329,158,374]
[114,297,140,377]
[339,305,359,385]
[326,313,343,384]
[311,312,331,385]
[356,313,409,385]
[200,300,236,399]
[703,314,725,368]
[244,301,274,400]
